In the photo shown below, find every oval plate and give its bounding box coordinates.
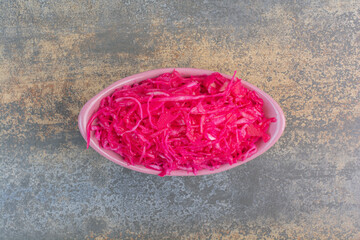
[78,68,286,176]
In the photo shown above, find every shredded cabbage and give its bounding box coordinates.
[87,71,276,176]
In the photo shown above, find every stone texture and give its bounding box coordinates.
[0,0,359,239]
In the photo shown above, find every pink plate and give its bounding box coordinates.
[78,68,286,176]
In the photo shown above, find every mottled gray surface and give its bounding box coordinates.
[1,0,360,239]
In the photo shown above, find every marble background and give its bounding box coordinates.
[1,0,359,239]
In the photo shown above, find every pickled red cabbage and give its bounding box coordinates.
[87,71,276,176]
